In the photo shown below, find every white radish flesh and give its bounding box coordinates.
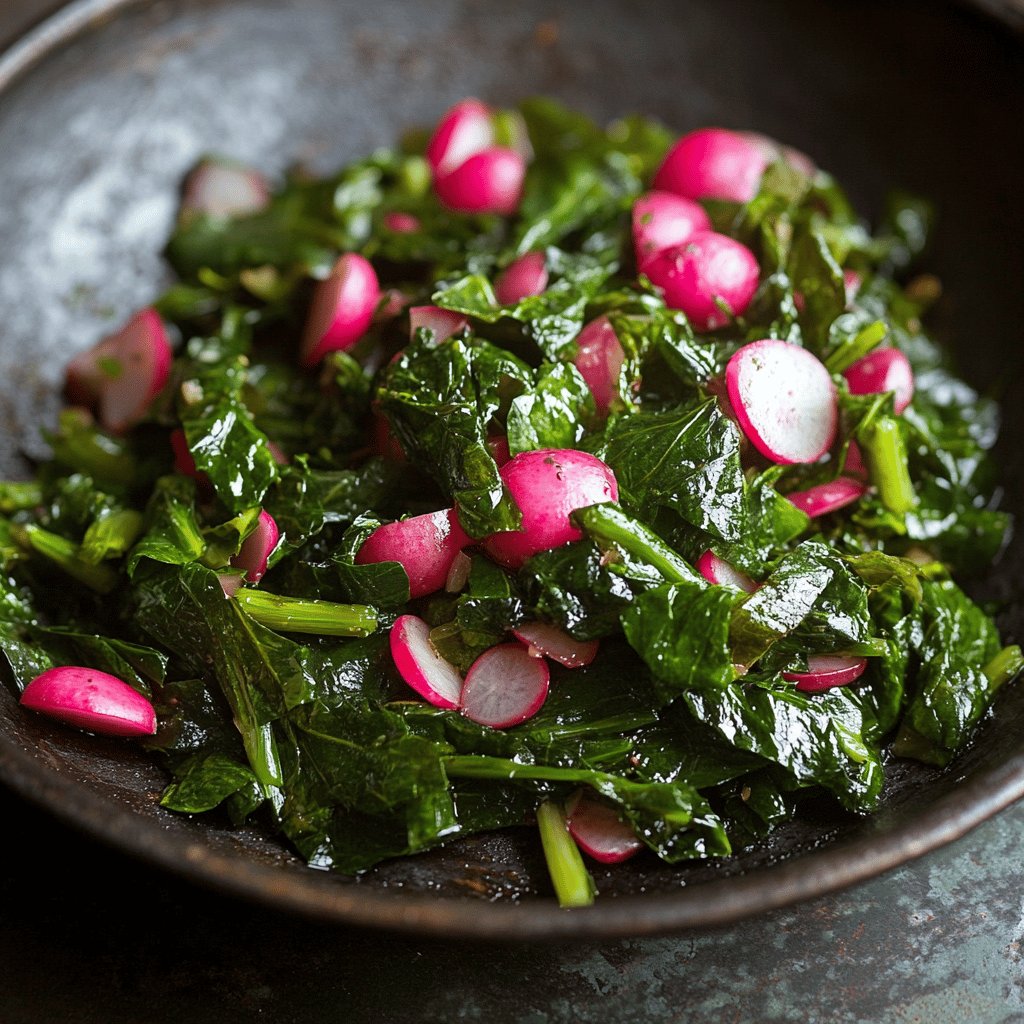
[180,158,270,220]
[230,510,280,584]
[356,508,470,599]
[566,789,643,864]
[725,339,838,464]
[460,643,550,728]
[20,666,157,737]
[783,654,868,693]
[653,127,772,203]
[301,253,380,366]
[445,550,473,593]
[408,305,468,344]
[494,251,549,305]
[786,478,868,518]
[695,550,758,593]
[512,622,599,668]
[434,147,526,216]
[631,190,711,264]
[426,98,495,176]
[573,315,625,416]
[389,615,464,709]
[843,348,914,414]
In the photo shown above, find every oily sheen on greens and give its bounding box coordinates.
[0,99,1019,888]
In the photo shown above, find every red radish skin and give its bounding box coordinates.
[356,508,470,599]
[180,158,270,220]
[170,428,206,483]
[382,211,420,234]
[434,147,526,216]
[301,253,380,366]
[843,269,862,307]
[631,191,711,264]
[409,305,469,344]
[21,666,156,737]
[786,478,868,518]
[460,643,550,728]
[653,127,772,203]
[725,339,838,464]
[843,348,914,414]
[573,315,626,416]
[482,449,619,571]
[390,615,463,709]
[218,573,244,598]
[370,406,406,462]
[843,441,868,481]
[512,622,599,668]
[641,231,760,331]
[494,251,549,305]
[375,288,410,324]
[426,98,495,176]
[566,790,644,864]
[696,550,758,593]
[783,654,868,693]
[487,435,512,467]
[739,131,817,178]
[230,510,280,584]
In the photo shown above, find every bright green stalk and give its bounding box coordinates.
[536,799,595,909]
[859,415,916,517]
[825,320,888,373]
[18,524,118,593]
[234,588,377,637]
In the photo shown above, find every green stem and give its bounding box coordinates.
[859,415,916,517]
[18,524,118,593]
[0,481,43,514]
[235,588,377,637]
[983,645,1024,691]
[825,320,888,373]
[80,509,145,564]
[536,800,595,909]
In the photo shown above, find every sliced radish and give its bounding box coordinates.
[696,550,758,593]
[653,127,772,204]
[494,251,549,305]
[375,288,410,324]
[631,190,711,264]
[566,789,644,863]
[390,615,463,709]
[170,427,206,483]
[21,666,156,737]
[300,253,380,366]
[487,435,512,467]
[382,211,420,234]
[641,231,760,331]
[460,643,550,728]
[230,510,280,584]
[180,157,270,220]
[356,508,470,599]
[426,98,496,177]
[725,339,838,464]
[482,449,618,571]
[218,572,244,598]
[445,550,473,593]
[573,315,625,417]
[843,441,868,481]
[786,477,868,518]
[408,305,469,344]
[512,622,598,668]
[370,405,406,462]
[434,147,526,216]
[782,654,868,693]
[843,348,914,414]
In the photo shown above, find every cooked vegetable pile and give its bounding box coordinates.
[3,98,1021,906]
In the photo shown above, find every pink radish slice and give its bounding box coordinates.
[180,158,270,220]
[653,127,771,203]
[843,270,862,307]
[434,147,526,216]
[573,315,626,416]
[631,190,711,264]
[725,339,838,464]
[356,508,470,599]
[843,348,914,415]
[409,305,469,344]
[230,510,280,584]
[218,573,244,598]
[170,428,205,482]
[566,789,644,863]
[426,98,495,176]
[301,253,380,366]
[482,449,619,571]
[696,550,758,593]
[494,251,549,305]
[843,441,867,481]
[460,643,550,728]
[641,231,760,331]
[21,666,156,737]
[370,406,406,462]
[390,615,463,709]
[786,477,868,518]
[512,622,598,668]
[782,654,868,693]
[382,211,420,233]
[487,435,512,467]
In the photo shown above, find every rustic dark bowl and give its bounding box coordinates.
[1,0,1022,940]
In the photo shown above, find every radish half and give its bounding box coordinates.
[696,550,758,593]
[426,98,496,177]
[512,622,599,668]
[230,510,280,584]
[631,190,711,265]
[782,654,868,693]
[180,158,270,220]
[725,339,838,464]
[573,315,625,416]
[653,127,772,203]
[389,615,464,709]
[566,789,643,863]
[382,211,421,234]
[494,251,548,305]
[21,666,157,737]
[434,147,526,216]
[786,478,868,518]
[460,643,550,728]
[843,348,914,414]
[408,305,469,344]
[301,253,380,366]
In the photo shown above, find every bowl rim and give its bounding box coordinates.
[1,0,1023,941]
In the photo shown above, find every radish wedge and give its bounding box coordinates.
[21,666,156,737]
[434,147,526,216]
[783,654,868,693]
[725,339,838,464]
[180,158,270,220]
[382,211,420,234]
[631,190,711,264]
[494,251,548,305]
[426,98,495,177]
[230,510,280,584]
[512,622,599,668]
[408,305,468,344]
[786,478,868,518]
[356,508,470,599]
[301,253,380,366]
[390,614,463,709]
[566,789,643,864]
[653,127,771,203]
[843,441,868,480]
[696,550,758,593]
[843,348,914,414]
[573,315,625,416]
[460,643,550,728]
